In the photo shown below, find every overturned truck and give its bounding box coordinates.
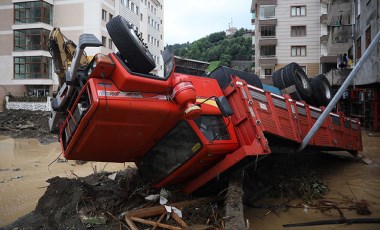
[49,15,362,194]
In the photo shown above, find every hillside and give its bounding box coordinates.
[168,28,253,71]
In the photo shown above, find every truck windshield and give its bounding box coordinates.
[194,115,231,141]
[138,121,202,182]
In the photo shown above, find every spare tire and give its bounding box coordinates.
[208,66,263,89]
[106,15,155,73]
[282,62,312,100]
[310,74,332,107]
[272,68,286,89]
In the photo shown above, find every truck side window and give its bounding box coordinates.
[194,115,231,141]
[137,121,202,182]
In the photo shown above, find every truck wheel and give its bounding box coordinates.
[208,66,263,89]
[272,68,286,89]
[310,74,332,106]
[106,15,155,74]
[282,62,312,101]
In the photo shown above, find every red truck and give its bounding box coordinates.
[49,16,362,194]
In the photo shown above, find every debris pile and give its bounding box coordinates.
[0,109,56,144]
[5,167,225,229]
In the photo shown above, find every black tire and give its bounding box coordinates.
[282,62,312,100]
[106,15,155,73]
[272,68,286,89]
[310,74,332,107]
[208,66,263,89]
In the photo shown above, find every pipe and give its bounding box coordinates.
[298,30,380,152]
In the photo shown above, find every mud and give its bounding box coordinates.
[245,132,380,229]
[1,110,380,229]
[0,110,56,144]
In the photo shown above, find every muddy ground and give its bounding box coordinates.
[0,110,56,144]
[1,110,380,229]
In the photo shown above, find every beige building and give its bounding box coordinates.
[0,0,164,103]
[251,0,324,81]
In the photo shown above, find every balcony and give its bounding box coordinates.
[320,34,328,43]
[251,0,277,5]
[327,1,352,26]
[259,18,277,26]
[259,37,277,46]
[327,25,353,55]
[320,55,337,63]
[259,0,277,4]
[326,68,352,87]
[259,56,277,65]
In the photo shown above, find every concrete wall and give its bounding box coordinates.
[354,0,379,86]
[5,96,51,111]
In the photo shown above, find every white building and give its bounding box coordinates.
[251,0,324,80]
[0,0,164,105]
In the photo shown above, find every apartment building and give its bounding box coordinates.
[324,0,379,129]
[251,0,322,80]
[0,0,164,103]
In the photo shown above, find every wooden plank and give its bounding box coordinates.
[171,212,188,228]
[152,212,166,230]
[124,216,138,230]
[124,197,217,218]
[130,217,182,230]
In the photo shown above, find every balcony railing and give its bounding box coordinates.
[259,38,277,46]
[259,56,277,65]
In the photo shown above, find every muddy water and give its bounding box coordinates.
[0,136,129,226]
[245,133,380,230]
[1,134,380,229]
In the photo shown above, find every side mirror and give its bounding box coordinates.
[215,96,234,117]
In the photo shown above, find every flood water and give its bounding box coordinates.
[0,136,128,226]
[0,134,380,229]
[245,132,380,230]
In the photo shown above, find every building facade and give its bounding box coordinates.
[251,0,322,80]
[0,0,164,104]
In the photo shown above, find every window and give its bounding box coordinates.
[102,36,106,47]
[108,39,112,49]
[259,5,275,19]
[109,13,113,21]
[27,85,49,97]
[300,66,307,74]
[14,1,53,25]
[260,45,276,56]
[136,6,139,14]
[102,9,107,21]
[365,26,371,48]
[14,56,52,79]
[356,37,362,59]
[14,29,50,51]
[291,46,306,56]
[137,121,202,182]
[140,13,143,21]
[261,25,276,37]
[131,2,134,12]
[264,69,272,77]
[291,26,306,37]
[357,0,361,16]
[126,0,130,8]
[195,116,231,141]
[291,6,306,16]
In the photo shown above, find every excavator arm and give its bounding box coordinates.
[48,27,89,87]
